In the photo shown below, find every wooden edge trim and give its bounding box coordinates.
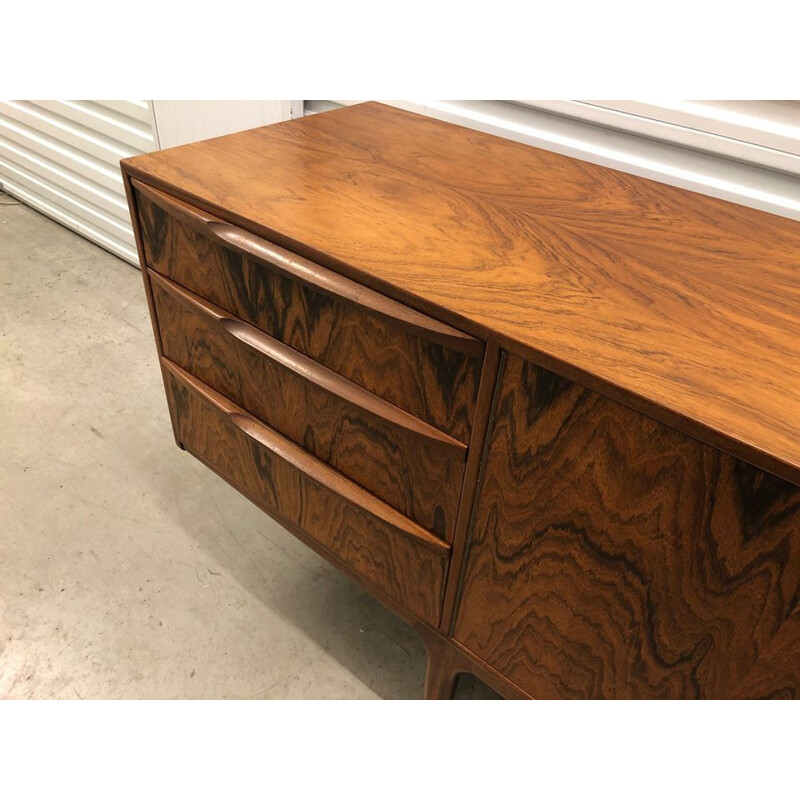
[440,342,500,632]
[149,270,467,458]
[131,178,483,357]
[121,167,184,451]
[122,172,160,352]
[447,350,507,634]
[438,344,503,632]
[163,358,451,557]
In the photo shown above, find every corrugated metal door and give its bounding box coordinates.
[0,100,157,264]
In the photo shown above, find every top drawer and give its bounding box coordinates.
[132,180,483,443]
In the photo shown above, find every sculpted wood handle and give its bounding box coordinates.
[149,271,467,458]
[162,359,451,556]
[132,179,483,356]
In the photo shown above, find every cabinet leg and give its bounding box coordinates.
[425,658,459,700]
[421,630,461,700]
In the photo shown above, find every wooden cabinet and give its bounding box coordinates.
[123,102,800,699]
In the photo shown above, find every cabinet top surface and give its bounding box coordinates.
[124,102,800,483]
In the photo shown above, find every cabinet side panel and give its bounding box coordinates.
[452,352,800,699]
[121,166,183,449]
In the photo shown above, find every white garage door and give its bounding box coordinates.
[0,100,156,264]
[0,100,303,265]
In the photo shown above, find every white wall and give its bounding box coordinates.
[151,101,301,150]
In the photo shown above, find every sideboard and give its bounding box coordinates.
[122,102,800,699]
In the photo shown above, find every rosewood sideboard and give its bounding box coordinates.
[122,102,800,699]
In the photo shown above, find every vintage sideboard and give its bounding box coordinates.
[122,102,800,699]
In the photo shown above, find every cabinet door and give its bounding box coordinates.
[452,352,800,699]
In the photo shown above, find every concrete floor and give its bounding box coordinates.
[0,194,498,699]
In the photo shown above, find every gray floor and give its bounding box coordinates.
[0,194,498,699]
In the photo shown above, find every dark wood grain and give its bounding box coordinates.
[453,352,800,699]
[151,270,465,540]
[133,180,483,444]
[122,102,800,484]
[163,360,450,626]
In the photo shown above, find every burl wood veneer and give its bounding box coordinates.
[123,102,800,699]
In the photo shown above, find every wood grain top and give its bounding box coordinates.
[122,102,800,484]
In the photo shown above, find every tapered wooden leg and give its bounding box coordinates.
[424,657,459,699]
[420,628,461,699]
[415,624,523,699]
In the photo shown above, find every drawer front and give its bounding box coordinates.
[133,180,483,443]
[151,270,466,541]
[163,360,450,626]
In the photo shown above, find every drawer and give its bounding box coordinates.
[162,360,450,626]
[133,179,483,443]
[150,270,465,541]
